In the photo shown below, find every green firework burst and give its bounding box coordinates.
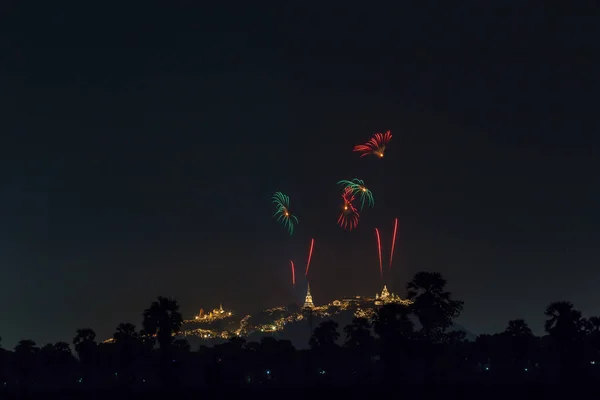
[272,192,299,235]
[337,178,375,211]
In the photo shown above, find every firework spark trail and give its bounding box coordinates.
[290,260,296,287]
[272,191,299,235]
[305,238,314,276]
[390,218,398,270]
[338,187,360,230]
[375,228,383,280]
[353,130,392,158]
[337,178,374,210]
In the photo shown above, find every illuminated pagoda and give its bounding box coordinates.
[374,285,412,306]
[190,303,232,322]
[303,283,315,308]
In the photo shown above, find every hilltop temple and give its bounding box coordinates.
[192,303,233,322]
[303,283,315,308]
[302,283,411,311]
[374,285,412,306]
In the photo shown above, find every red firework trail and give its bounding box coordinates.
[353,130,392,158]
[390,218,398,270]
[290,260,296,287]
[305,238,314,276]
[375,228,383,280]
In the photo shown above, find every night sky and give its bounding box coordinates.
[1,4,599,347]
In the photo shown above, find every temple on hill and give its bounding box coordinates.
[191,303,233,322]
[374,285,412,306]
[303,283,315,308]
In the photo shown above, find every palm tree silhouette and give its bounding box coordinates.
[142,296,183,352]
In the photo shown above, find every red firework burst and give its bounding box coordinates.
[353,130,392,158]
[338,187,360,230]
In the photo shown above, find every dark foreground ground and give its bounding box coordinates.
[1,385,598,400]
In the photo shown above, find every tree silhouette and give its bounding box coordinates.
[142,296,183,352]
[73,328,97,362]
[544,301,584,340]
[309,320,340,351]
[10,272,600,389]
[112,323,143,381]
[14,339,39,386]
[502,319,535,372]
[584,316,600,364]
[172,338,191,353]
[14,339,38,354]
[373,303,414,377]
[505,319,533,337]
[373,303,414,342]
[39,342,76,388]
[407,271,464,342]
[251,337,296,384]
[343,317,375,381]
[588,316,600,332]
[544,301,586,377]
[73,328,98,385]
[113,323,138,343]
[344,317,374,350]
[212,337,247,385]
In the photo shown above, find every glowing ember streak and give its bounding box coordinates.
[375,228,383,280]
[305,238,314,276]
[353,130,392,158]
[272,191,299,235]
[338,187,360,230]
[390,218,398,270]
[290,260,296,287]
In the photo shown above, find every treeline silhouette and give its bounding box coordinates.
[1,271,600,395]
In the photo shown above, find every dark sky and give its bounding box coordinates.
[1,3,599,347]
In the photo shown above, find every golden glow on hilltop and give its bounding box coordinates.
[185,303,233,324]
[176,285,411,341]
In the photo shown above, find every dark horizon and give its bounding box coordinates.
[1,3,599,348]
